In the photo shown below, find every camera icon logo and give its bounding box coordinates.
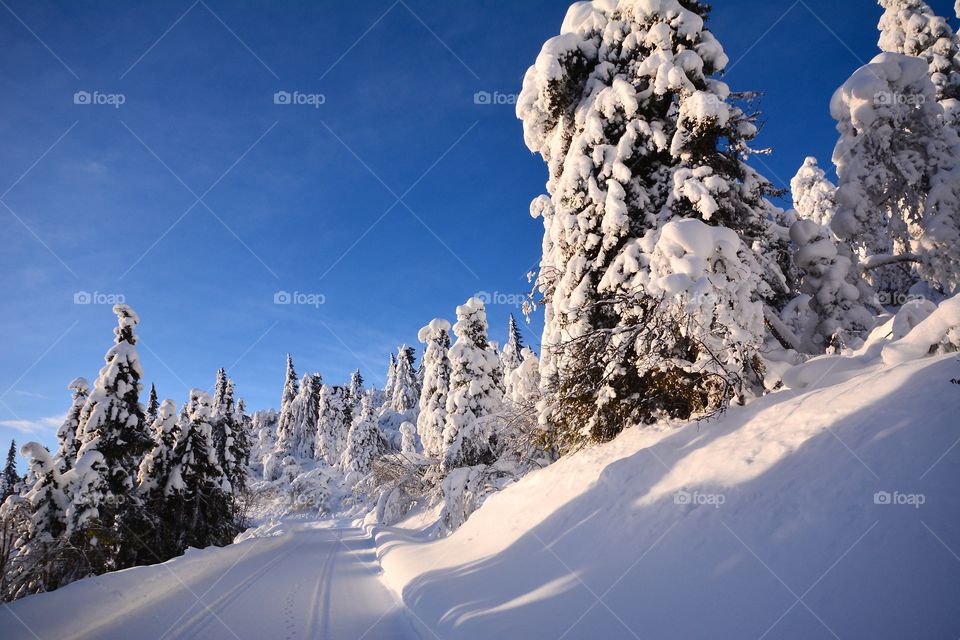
[473,91,491,105]
[74,291,92,304]
[274,290,292,304]
[73,91,91,105]
[274,91,291,105]
[874,491,892,505]
[674,490,692,505]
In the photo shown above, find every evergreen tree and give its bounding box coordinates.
[135,399,179,560]
[227,388,251,494]
[399,422,417,455]
[500,315,526,401]
[878,0,960,125]
[166,390,235,552]
[831,52,960,295]
[442,298,503,470]
[146,383,159,423]
[390,346,419,413]
[341,394,384,473]
[416,319,451,459]
[72,304,150,572]
[517,0,791,449]
[347,370,364,409]
[1,440,20,502]
[315,385,352,467]
[383,353,397,407]
[275,354,299,457]
[292,373,322,460]
[791,157,839,230]
[53,378,89,476]
[505,348,541,406]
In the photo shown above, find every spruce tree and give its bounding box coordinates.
[341,394,384,473]
[383,353,397,407]
[390,346,419,413]
[292,373,322,460]
[417,319,451,459]
[146,383,159,423]
[135,399,179,560]
[442,298,503,470]
[275,354,300,457]
[347,370,364,409]
[315,385,352,467]
[72,304,150,572]
[227,388,251,494]
[1,440,19,502]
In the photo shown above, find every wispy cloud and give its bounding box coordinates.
[13,390,48,399]
[0,415,64,434]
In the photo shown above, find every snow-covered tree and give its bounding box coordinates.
[878,0,960,124]
[831,52,960,295]
[292,373,322,460]
[315,385,352,467]
[341,394,384,474]
[9,443,69,597]
[347,370,364,409]
[1,440,19,502]
[390,346,419,413]
[71,304,150,571]
[227,388,251,494]
[399,422,417,455]
[442,298,503,470]
[137,399,179,496]
[53,378,90,475]
[517,0,791,448]
[416,319,451,459]
[146,383,159,423]
[791,157,838,229]
[500,314,524,374]
[165,390,235,551]
[383,353,397,407]
[274,354,300,457]
[505,347,541,406]
[790,220,876,351]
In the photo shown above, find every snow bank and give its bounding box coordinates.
[882,293,960,365]
[374,353,960,639]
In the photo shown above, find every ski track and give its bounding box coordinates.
[0,526,421,640]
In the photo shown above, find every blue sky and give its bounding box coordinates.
[1,0,957,454]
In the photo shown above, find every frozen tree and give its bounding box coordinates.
[341,394,385,474]
[383,353,397,407]
[347,370,364,409]
[417,319,451,459]
[137,399,179,496]
[505,348,541,406]
[790,220,876,351]
[51,378,88,476]
[9,443,69,597]
[72,304,150,570]
[831,52,960,295]
[146,383,159,423]
[399,422,417,455]
[442,298,503,470]
[1,440,19,502]
[315,385,352,467]
[391,346,419,413]
[274,354,300,457]
[517,0,791,448]
[227,389,252,494]
[500,314,525,373]
[791,157,838,229]
[878,0,960,124]
[292,373,322,460]
[165,390,235,551]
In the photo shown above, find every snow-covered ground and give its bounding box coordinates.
[3,348,957,639]
[0,522,419,640]
[373,352,960,639]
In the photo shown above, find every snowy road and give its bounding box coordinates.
[0,524,421,640]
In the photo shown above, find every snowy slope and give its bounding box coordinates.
[0,523,419,640]
[375,353,960,639]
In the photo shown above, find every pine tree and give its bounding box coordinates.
[146,383,159,423]
[72,304,150,572]
[275,354,300,457]
[442,298,503,470]
[500,315,526,401]
[505,348,541,406]
[831,52,960,295]
[390,346,419,413]
[166,390,235,552]
[399,422,417,455]
[293,373,322,460]
[417,318,451,459]
[341,394,384,473]
[878,0,960,124]
[791,157,839,229]
[2,440,20,502]
[517,0,790,448]
[135,399,179,560]
[315,385,352,467]
[227,388,251,494]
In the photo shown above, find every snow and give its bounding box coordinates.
[882,292,960,365]
[373,351,960,639]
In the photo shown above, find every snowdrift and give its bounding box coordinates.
[375,353,960,639]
